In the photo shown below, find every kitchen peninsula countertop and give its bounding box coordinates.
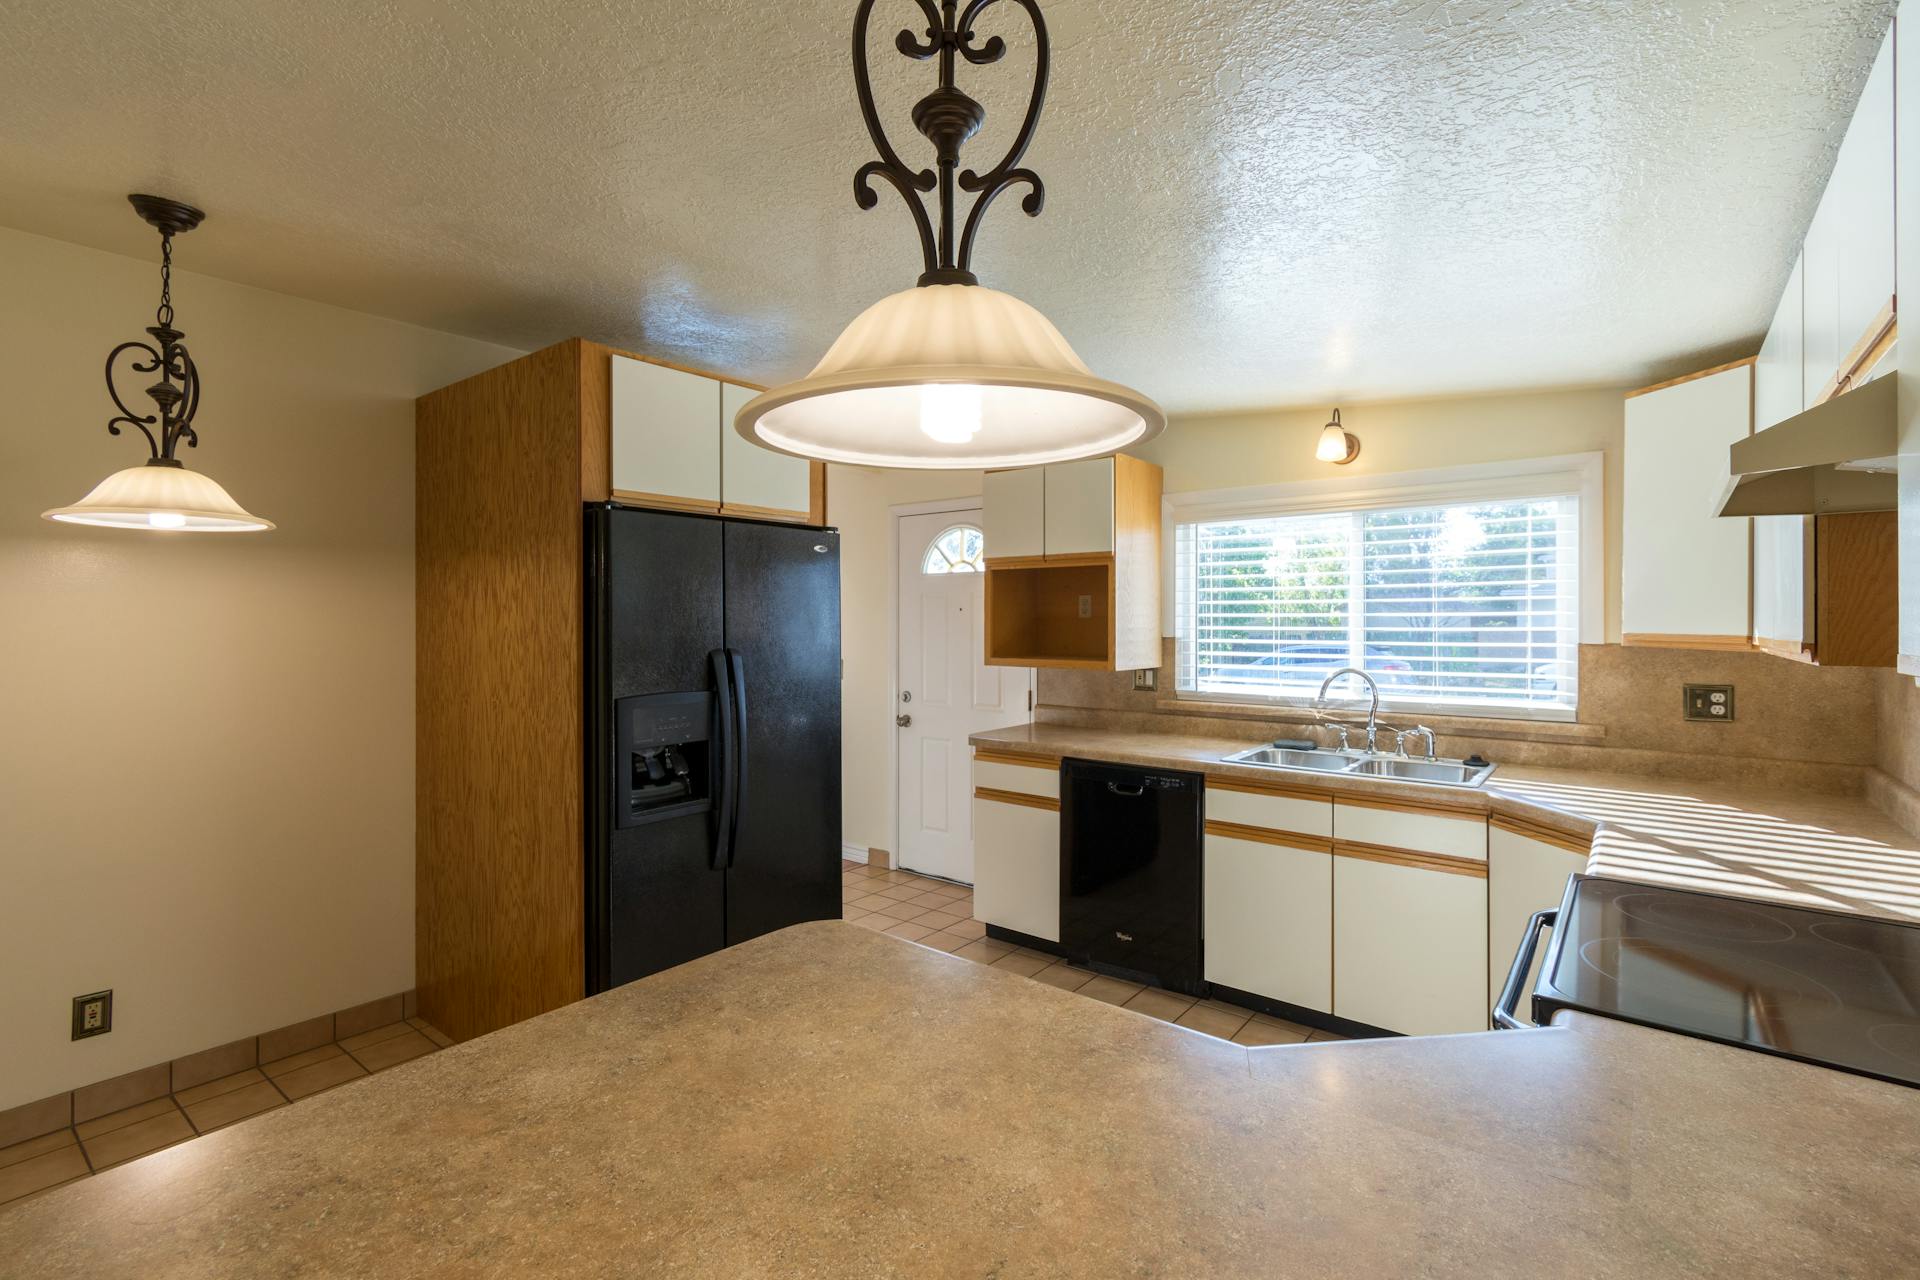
[972,722,1920,923]
[4,921,1918,1278]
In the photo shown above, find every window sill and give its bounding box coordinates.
[1156,693,1606,746]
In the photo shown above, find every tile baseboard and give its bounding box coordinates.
[0,988,417,1149]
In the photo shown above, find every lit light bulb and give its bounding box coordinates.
[919,384,982,445]
[147,511,188,529]
[1315,424,1349,462]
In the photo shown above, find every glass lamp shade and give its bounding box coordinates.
[42,463,274,532]
[1316,422,1360,464]
[734,284,1165,469]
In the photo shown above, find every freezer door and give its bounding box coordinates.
[722,521,843,945]
[589,508,728,992]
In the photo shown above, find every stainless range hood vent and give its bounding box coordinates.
[1715,373,1897,517]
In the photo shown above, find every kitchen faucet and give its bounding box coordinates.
[1317,667,1382,753]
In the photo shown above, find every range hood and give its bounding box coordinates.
[1715,372,1898,517]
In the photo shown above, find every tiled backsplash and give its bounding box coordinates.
[1036,642,1885,795]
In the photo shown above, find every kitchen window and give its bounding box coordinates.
[1172,458,1599,720]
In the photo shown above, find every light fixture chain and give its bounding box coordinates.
[157,231,174,328]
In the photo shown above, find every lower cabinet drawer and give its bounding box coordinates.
[973,793,1060,942]
[1203,832,1332,1013]
[1333,853,1489,1035]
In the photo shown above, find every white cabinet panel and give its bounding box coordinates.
[1204,834,1332,1013]
[1205,785,1333,839]
[1621,364,1752,639]
[1754,254,1804,432]
[1487,826,1589,1013]
[611,355,721,504]
[1753,515,1814,647]
[1802,187,1842,407]
[1832,29,1896,365]
[983,468,1045,559]
[1333,856,1489,1035]
[973,796,1059,941]
[720,381,810,515]
[1043,458,1115,555]
[1332,801,1485,862]
[973,758,1059,799]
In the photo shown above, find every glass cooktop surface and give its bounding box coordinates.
[1537,876,1920,1087]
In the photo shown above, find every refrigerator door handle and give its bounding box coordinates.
[724,649,747,868]
[709,649,735,871]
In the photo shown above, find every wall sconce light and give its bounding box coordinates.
[42,194,273,533]
[1315,408,1360,465]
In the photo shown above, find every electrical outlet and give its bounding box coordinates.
[1683,684,1735,722]
[1133,668,1158,692]
[1077,594,1092,619]
[72,989,112,1040]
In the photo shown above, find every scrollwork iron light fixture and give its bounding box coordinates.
[733,0,1164,469]
[43,194,273,532]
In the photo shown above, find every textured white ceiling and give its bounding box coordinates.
[0,0,1895,410]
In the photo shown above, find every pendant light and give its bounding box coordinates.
[733,0,1164,470]
[43,195,273,532]
[1315,408,1360,465]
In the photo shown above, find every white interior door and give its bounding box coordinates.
[896,508,1033,883]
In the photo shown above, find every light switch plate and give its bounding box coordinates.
[1683,684,1735,722]
[1132,669,1158,692]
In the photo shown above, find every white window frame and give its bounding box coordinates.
[1163,453,1603,723]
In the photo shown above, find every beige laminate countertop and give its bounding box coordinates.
[972,722,1920,923]
[4,922,1919,1278]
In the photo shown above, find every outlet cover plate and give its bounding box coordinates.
[1683,684,1735,722]
[72,989,112,1040]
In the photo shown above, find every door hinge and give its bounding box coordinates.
[1027,689,1034,711]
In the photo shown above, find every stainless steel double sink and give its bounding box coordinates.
[1221,745,1496,789]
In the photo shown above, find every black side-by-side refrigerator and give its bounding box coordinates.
[584,505,842,994]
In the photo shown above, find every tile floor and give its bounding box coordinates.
[0,1018,452,1209]
[842,859,1352,1049]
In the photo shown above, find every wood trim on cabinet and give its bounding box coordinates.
[1204,819,1333,854]
[986,552,1113,570]
[1208,775,1336,805]
[808,461,828,527]
[972,749,1059,770]
[1620,633,1755,653]
[1489,813,1593,856]
[1332,840,1489,879]
[1622,355,1757,400]
[1333,790,1484,819]
[1754,635,1817,664]
[611,489,723,515]
[416,342,587,1044]
[973,786,1061,813]
[719,501,812,524]
[1815,511,1899,667]
[1814,303,1898,407]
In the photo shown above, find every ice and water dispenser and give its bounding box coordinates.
[613,691,713,829]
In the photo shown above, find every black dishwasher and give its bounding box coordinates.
[1060,758,1205,995]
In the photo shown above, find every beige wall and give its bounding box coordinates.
[828,465,987,855]
[1130,387,1629,641]
[0,227,517,1110]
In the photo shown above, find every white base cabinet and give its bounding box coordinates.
[972,794,1060,942]
[1487,822,1590,1017]
[1333,855,1490,1036]
[1203,833,1333,1013]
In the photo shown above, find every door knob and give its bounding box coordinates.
[896,713,912,727]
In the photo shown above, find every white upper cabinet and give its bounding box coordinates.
[611,356,721,505]
[1754,254,1804,431]
[1833,29,1896,367]
[1043,459,1117,555]
[1799,26,1895,407]
[1621,364,1753,642]
[719,381,811,516]
[983,467,1046,559]
[611,356,813,519]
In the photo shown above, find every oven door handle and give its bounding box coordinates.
[1492,908,1557,1030]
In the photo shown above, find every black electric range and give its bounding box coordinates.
[1498,874,1920,1088]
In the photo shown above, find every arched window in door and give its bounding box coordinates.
[921,524,985,574]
